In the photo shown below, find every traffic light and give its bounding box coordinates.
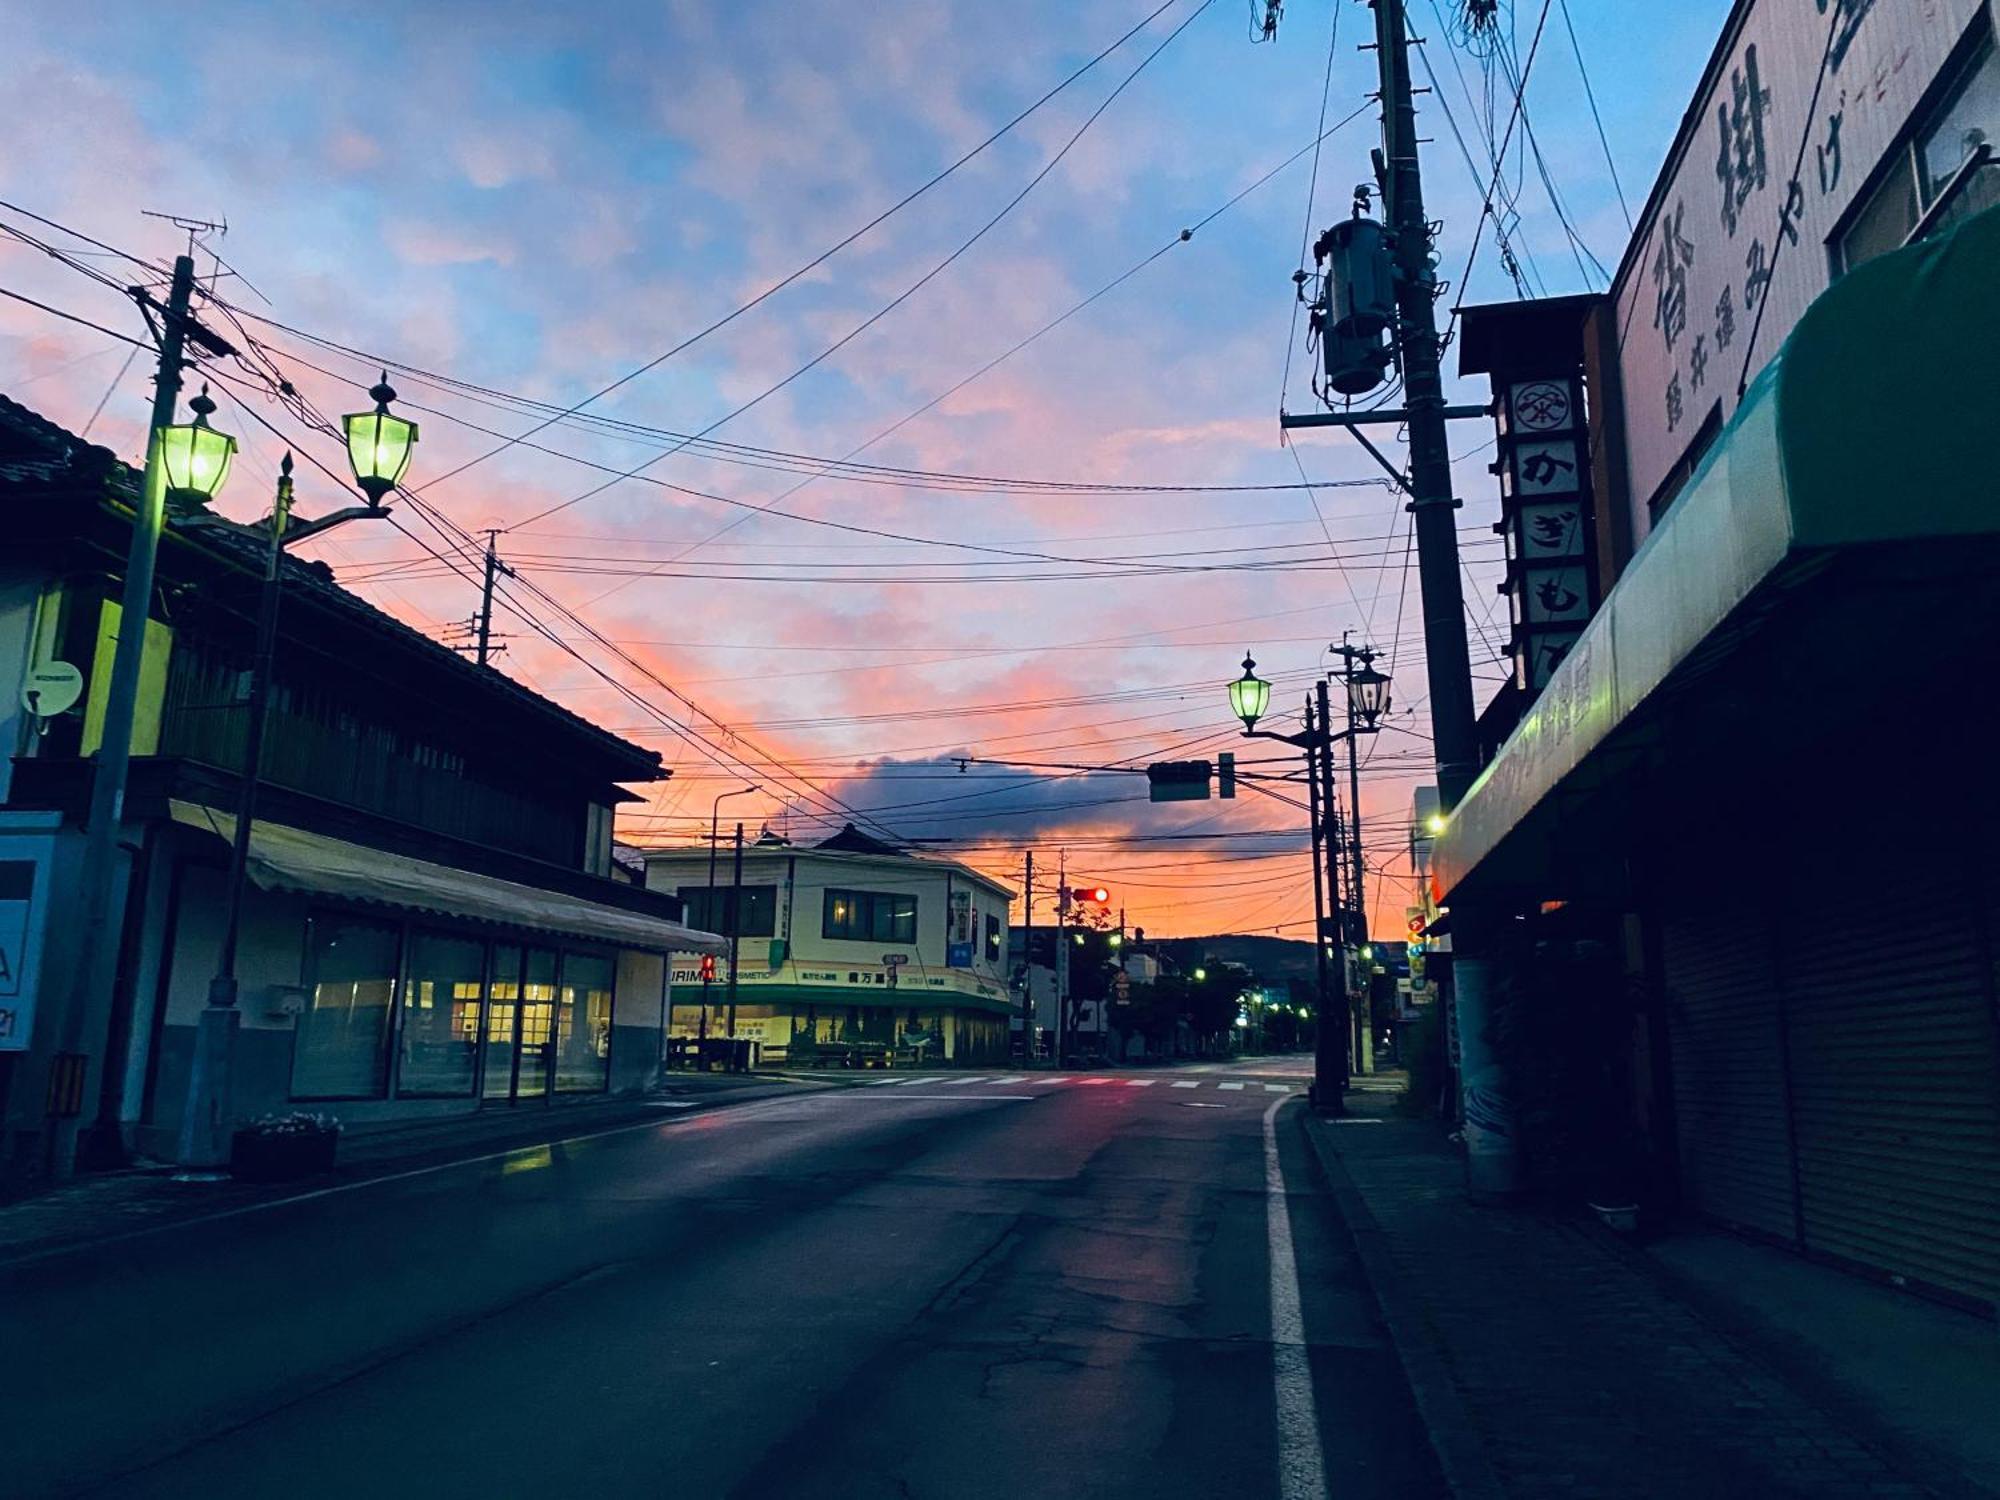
[1067,885,1109,905]
[1217,751,1236,800]
[1147,760,1211,803]
[700,954,716,982]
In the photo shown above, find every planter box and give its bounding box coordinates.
[230,1126,339,1183]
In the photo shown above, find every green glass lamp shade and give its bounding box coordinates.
[1228,653,1271,730]
[343,376,418,504]
[158,392,236,504]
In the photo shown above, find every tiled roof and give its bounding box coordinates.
[0,391,664,781]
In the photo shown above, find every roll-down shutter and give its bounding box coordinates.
[1781,877,2000,1308]
[1663,912,1799,1244]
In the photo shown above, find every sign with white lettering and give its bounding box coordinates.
[1611,0,1977,530]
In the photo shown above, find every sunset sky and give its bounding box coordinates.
[1,0,1729,939]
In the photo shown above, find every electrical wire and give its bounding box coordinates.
[404,0,1191,499]
[507,0,1219,535]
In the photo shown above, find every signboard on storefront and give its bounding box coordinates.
[1610,0,1981,528]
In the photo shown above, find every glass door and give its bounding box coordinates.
[516,947,558,1099]
[483,944,522,1100]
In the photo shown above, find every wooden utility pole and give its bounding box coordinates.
[475,529,514,667]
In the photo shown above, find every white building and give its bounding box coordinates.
[643,825,1015,1066]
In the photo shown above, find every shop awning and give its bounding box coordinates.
[1433,206,2000,901]
[169,800,728,955]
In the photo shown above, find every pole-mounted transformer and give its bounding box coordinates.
[1307,189,1398,397]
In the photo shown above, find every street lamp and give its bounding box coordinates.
[176,382,413,1177]
[1345,657,1391,727]
[343,374,419,505]
[158,386,236,506]
[1223,645,1390,1117]
[1228,653,1272,732]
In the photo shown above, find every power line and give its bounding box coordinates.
[507,0,1219,534]
[402,0,1191,498]
[1557,0,1633,233]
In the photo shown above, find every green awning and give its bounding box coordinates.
[1433,206,2000,900]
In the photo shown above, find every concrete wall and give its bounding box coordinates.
[609,949,667,1092]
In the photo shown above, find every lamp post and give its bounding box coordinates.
[174,384,413,1176]
[1332,638,1390,1077]
[1227,651,1388,1114]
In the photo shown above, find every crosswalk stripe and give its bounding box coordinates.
[1122,1079,1156,1087]
[988,1075,1027,1084]
[1218,1082,1246,1091]
[1077,1078,1111,1086]
[1264,1084,1292,1093]
[1171,1081,1200,1089]
[933,1076,984,1086]
[885,1077,923,1085]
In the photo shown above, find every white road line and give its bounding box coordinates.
[931,1076,983,1086]
[1122,1079,1157,1087]
[1218,1082,1246,1092]
[1265,1096,1329,1500]
[1265,1084,1293,1094]
[988,1075,1027,1084]
[882,1094,1034,1102]
[1171,1081,1200,1089]
[1076,1078,1111,1086]
[884,1077,924,1085]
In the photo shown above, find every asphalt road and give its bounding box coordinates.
[4,1058,1444,1500]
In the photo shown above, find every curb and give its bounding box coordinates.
[1296,1109,1508,1500]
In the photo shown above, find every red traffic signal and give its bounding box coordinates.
[1072,885,1109,904]
[700,954,717,981]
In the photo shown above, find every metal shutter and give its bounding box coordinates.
[1781,879,2000,1308]
[1663,914,1800,1243]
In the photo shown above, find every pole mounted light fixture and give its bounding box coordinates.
[1345,656,1391,728]
[1228,653,1272,732]
[343,372,419,505]
[158,385,236,506]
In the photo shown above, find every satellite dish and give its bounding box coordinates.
[22,660,83,718]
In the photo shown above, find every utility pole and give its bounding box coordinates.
[1302,696,1342,1112]
[1314,682,1351,1111]
[475,529,513,667]
[61,254,213,1175]
[1372,0,1480,810]
[1370,0,1514,1195]
[724,822,745,1057]
[1021,850,1035,1063]
[1054,851,1070,1065]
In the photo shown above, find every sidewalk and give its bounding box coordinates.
[1302,1078,1998,1500]
[0,1072,806,1266]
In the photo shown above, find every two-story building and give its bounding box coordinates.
[1428,1,2000,1311]
[0,394,723,1183]
[643,825,1014,1065]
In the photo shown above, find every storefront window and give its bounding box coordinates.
[555,950,616,1092]
[293,914,398,1099]
[401,930,484,1096]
